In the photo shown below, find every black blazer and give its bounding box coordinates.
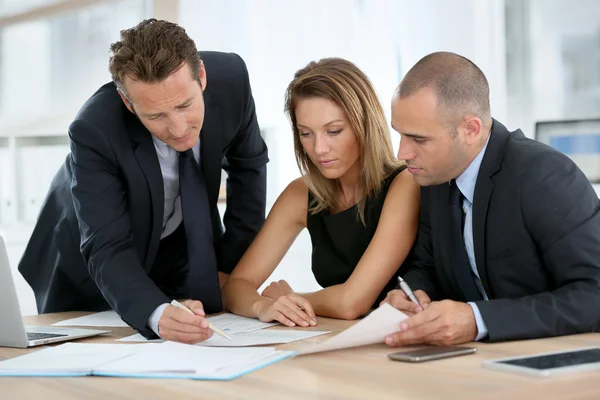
[404,119,600,342]
[19,52,268,337]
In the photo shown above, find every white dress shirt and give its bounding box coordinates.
[152,136,201,238]
[147,137,201,337]
[454,133,491,341]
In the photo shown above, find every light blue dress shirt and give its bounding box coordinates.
[454,134,490,341]
[147,137,201,337]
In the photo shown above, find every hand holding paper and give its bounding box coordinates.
[300,303,408,354]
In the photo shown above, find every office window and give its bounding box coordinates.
[0,0,149,228]
[0,0,149,126]
[1,0,60,13]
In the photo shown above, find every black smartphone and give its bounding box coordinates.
[388,346,477,363]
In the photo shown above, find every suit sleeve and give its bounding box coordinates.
[220,55,269,273]
[402,189,442,299]
[476,153,600,341]
[69,120,169,338]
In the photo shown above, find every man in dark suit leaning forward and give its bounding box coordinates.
[383,51,600,345]
[19,19,268,343]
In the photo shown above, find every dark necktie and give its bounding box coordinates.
[448,180,483,302]
[178,149,222,313]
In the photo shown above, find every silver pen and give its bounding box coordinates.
[397,276,420,305]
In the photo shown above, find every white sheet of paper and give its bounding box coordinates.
[94,341,278,375]
[200,349,295,379]
[300,304,408,355]
[52,310,128,327]
[0,343,147,374]
[118,329,330,347]
[198,329,331,347]
[206,313,278,334]
[117,333,163,343]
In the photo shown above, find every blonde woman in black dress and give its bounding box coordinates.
[222,58,419,327]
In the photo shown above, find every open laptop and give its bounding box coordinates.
[0,236,109,348]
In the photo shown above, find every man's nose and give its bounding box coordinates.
[397,139,414,161]
[168,115,187,137]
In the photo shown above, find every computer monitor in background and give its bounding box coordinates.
[535,118,600,183]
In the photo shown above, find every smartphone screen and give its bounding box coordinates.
[388,346,477,362]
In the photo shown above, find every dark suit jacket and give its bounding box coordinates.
[404,119,600,342]
[19,52,268,337]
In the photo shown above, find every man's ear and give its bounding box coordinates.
[117,89,135,114]
[462,116,483,145]
[198,60,207,91]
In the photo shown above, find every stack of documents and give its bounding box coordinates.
[0,342,295,380]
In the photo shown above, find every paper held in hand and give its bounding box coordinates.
[300,303,408,355]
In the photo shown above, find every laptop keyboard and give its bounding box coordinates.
[27,332,68,341]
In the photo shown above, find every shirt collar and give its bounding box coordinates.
[455,132,491,205]
[151,135,170,149]
[151,135,202,159]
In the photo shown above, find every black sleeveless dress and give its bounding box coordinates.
[307,166,414,306]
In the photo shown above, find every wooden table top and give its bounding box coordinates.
[1,312,599,400]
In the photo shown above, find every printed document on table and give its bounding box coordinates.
[198,329,331,347]
[118,329,330,347]
[206,313,279,334]
[52,310,128,327]
[300,304,408,355]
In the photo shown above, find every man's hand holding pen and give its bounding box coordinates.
[380,288,431,315]
[381,280,477,347]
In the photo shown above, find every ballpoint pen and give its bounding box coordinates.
[397,276,420,306]
[170,299,233,340]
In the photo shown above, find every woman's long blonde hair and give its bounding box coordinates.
[284,58,401,225]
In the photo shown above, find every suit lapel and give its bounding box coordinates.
[128,116,164,271]
[472,119,511,298]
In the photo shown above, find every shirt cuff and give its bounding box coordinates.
[467,302,488,341]
[148,303,169,338]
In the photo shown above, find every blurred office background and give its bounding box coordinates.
[0,0,599,315]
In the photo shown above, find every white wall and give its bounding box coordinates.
[182,0,507,199]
